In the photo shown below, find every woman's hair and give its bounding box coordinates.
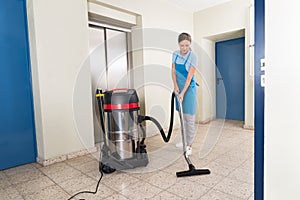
[178,32,192,43]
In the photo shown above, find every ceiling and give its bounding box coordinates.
[167,0,233,12]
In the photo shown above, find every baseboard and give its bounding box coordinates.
[196,117,215,124]
[243,124,255,130]
[36,146,98,166]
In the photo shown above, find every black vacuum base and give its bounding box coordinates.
[176,164,211,177]
[100,153,149,174]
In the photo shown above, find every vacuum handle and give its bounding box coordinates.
[95,89,106,136]
[176,93,187,155]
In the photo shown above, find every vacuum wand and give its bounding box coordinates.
[175,93,211,177]
[138,92,210,177]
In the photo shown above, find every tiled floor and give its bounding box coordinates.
[0,120,254,200]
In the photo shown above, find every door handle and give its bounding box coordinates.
[216,77,223,85]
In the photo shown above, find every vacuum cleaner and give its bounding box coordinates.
[96,88,210,177]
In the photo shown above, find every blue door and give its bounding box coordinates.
[0,0,37,170]
[254,0,265,199]
[216,37,245,121]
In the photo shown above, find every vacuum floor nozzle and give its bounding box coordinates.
[176,164,211,177]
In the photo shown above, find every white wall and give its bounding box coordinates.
[265,0,300,199]
[193,0,254,127]
[27,0,95,161]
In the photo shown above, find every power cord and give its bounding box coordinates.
[67,170,103,200]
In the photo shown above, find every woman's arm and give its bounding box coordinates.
[172,63,179,93]
[178,66,196,101]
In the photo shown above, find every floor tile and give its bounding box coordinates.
[227,167,254,184]
[240,157,254,172]
[248,193,254,200]
[101,172,140,191]
[161,158,189,175]
[185,171,225,188]
[213,151,249,168]
[89,151,101,161]
[68,183,115,200]
[188,154,215,167]
[0,176,12,189]
[0,171,6,179]
[153,144,182,162]
[0,186,24,200]
[144,170,178,189]
[214,177,254,199]
[30,162,43,169]
[4,164,45,185]
[200,189,244,200]
[230,130,253,141]
[150,190,186,200]
[119,181,162,200]
[166,178,210,199]
[3,164,36,176]
[104,193,129,200]
[119,159,161,174]
[15,176,55,196]
[205,161,235,177]
[227,146,253,158]
[85,167,104,181]
[58,173,97,194]
[198,146,230,162]
[24,185,69,200]
[42,164,82,184]
[216,137,247,149]
[123,169,158,182]
[39,162,70,176]
[72,160,99,174]
[240,138,254,151]
[147,154,181,171]
[7,169,45,185]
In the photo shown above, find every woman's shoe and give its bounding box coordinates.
[186,146,192,156]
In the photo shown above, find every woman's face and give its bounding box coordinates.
[179,39,191,55]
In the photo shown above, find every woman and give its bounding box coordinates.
[172,32,198,156]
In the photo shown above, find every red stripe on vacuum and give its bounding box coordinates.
[104,103,139,110]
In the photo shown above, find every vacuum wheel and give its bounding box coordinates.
[100,162,116,174]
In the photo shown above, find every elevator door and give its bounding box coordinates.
[88,26,129,143]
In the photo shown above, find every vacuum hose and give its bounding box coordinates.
[138,92,176,143]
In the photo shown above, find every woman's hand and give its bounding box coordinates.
[178,91,185,102]
[174,86,179,94]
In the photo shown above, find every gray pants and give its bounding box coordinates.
[182,113,195,146]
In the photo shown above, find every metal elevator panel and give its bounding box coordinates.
[89,26,106,143]
[106,29,128,89]
[88,26,129,143]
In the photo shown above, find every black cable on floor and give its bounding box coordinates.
[67,170,103,200]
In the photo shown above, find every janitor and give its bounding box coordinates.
[172,32,199,156]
